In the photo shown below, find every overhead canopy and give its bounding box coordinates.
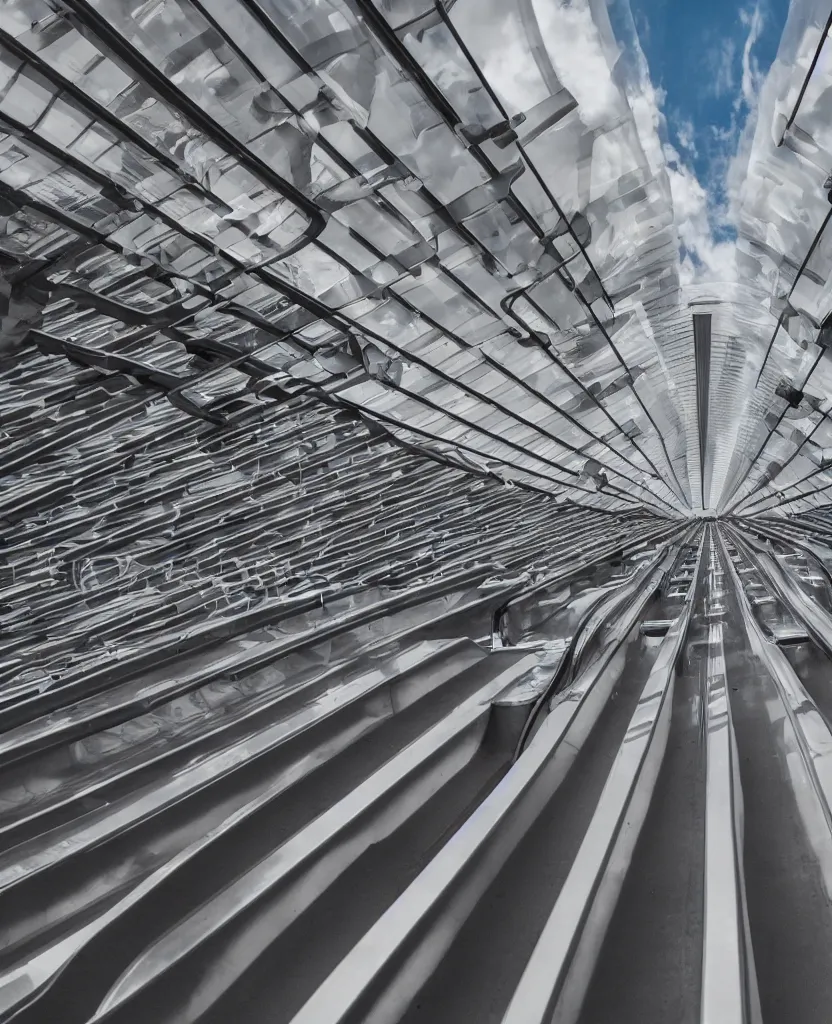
[2,0,832,518]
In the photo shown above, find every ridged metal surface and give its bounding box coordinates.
[8,2,832,1023]
[4,501,832,1024]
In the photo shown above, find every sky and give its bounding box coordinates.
[625,0,791,279]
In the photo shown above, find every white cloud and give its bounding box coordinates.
[607,6,739,286]
[663,143,737,283]
[675,116,698,158]
[627,72,667,181]
[708,38,737,98]
[634,2,770,284]
[738,3,765,110]
[703,2,765,112]
[719,3,767,225]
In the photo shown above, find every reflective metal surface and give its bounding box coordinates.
[7,2,832,1023]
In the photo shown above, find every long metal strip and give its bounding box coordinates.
[701,536,761,1024]
[694,313,712,510]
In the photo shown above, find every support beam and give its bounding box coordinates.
[694,313,712,510]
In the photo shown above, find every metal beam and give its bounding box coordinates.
[694,313,712,510]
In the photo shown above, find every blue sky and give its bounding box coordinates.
[629,0,789,241]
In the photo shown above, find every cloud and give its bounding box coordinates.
[708,38,737,98]
[653,2,768,283]
[675,115,698,158]
[627,68,667,181]
[663,143,737,283]
[703,1,766,111]
[718,4,767,224]
[607,4,740,286]
[738,3,765,110]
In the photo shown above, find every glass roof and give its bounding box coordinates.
[1,0,832,518]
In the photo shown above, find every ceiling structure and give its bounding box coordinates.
[1,0,832,518]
